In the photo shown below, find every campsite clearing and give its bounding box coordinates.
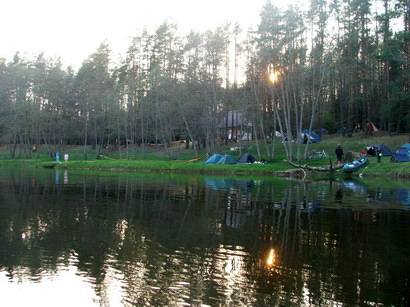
[0,134,409,179]
[27,156,409,179]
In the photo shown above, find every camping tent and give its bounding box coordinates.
[301,129,321,143]
[367,144,393,156]
[366,122,379,135]
[401,144,410,150]
[238,153,256,164]
[216,154,237,164]
[392,144,410,162]
[205,154,223,164]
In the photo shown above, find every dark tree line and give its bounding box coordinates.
[0,0,408,159]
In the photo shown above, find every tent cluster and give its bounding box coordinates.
[205,153,256,165]
[366,144,393,156]
[275,129,322,143]
[365,143,410,162]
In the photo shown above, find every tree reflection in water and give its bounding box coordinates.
[0,168,409,306]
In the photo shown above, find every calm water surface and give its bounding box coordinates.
[0,168,409,306]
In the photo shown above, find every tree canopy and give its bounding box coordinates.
[0,0,408,160]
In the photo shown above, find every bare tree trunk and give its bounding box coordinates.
[125,115,129,160]
[280,78,293,160]
[273,97,289,159]
[251,66,271,159]
[140,104,145,156]
[182,115,198,156]
[304,67,326,159]
[83,113,88,160]
[253,123,261,160]
[10,133,17,159]
[117,115,122,159]
[271,107,276,159]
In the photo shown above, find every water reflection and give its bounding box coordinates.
[337,178,410,206]
[265,248,277,268]
[204,177,254,192]
[342,179,367,194]
[0,169,409,306]
[0,264,100,307]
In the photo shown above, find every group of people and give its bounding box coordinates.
[335,144,382,165]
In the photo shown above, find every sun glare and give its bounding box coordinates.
[269,71,279,84]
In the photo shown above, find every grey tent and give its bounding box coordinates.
[238,153,256,163]
[216,154,237,164]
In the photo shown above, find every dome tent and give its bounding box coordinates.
[205,154,223,164]
[216,154,237,164]
[391,144,410,162]
[238,153,256,164]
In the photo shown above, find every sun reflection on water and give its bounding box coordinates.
[265,248,277,268]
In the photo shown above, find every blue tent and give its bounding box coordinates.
[401,144,410,150]
[301,129,321,143]
[205,154,223,164]
[391,144,410,162]
[239,153,256,163]
[217,154,237,164]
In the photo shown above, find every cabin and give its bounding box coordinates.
[218,110,253,142]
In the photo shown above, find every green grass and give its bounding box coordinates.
[33,156,410,179]
[359,157,410,178]
[1,133,409,178]
[41,159,291,176]
[312,156,410,179]
[0,159,40,168]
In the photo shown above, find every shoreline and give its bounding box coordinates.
[0,158,409,179]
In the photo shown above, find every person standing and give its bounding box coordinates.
[335,144,344,164]
[303,133,308,144]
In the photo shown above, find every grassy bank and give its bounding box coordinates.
[39,159,291,176]
[34,157,408,179]
[0,133,409,178]
[0,156,408,179]
[358,157,410,179]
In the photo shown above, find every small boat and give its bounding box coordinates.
[342,157,368,173]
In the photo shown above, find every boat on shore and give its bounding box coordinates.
[342,157,368,173]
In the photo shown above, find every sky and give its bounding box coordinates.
[0,0,299,69]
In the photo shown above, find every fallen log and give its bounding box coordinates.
[286,159,343,172]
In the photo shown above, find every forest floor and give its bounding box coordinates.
[0,133,409,179]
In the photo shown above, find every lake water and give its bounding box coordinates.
[0,168,409,306]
